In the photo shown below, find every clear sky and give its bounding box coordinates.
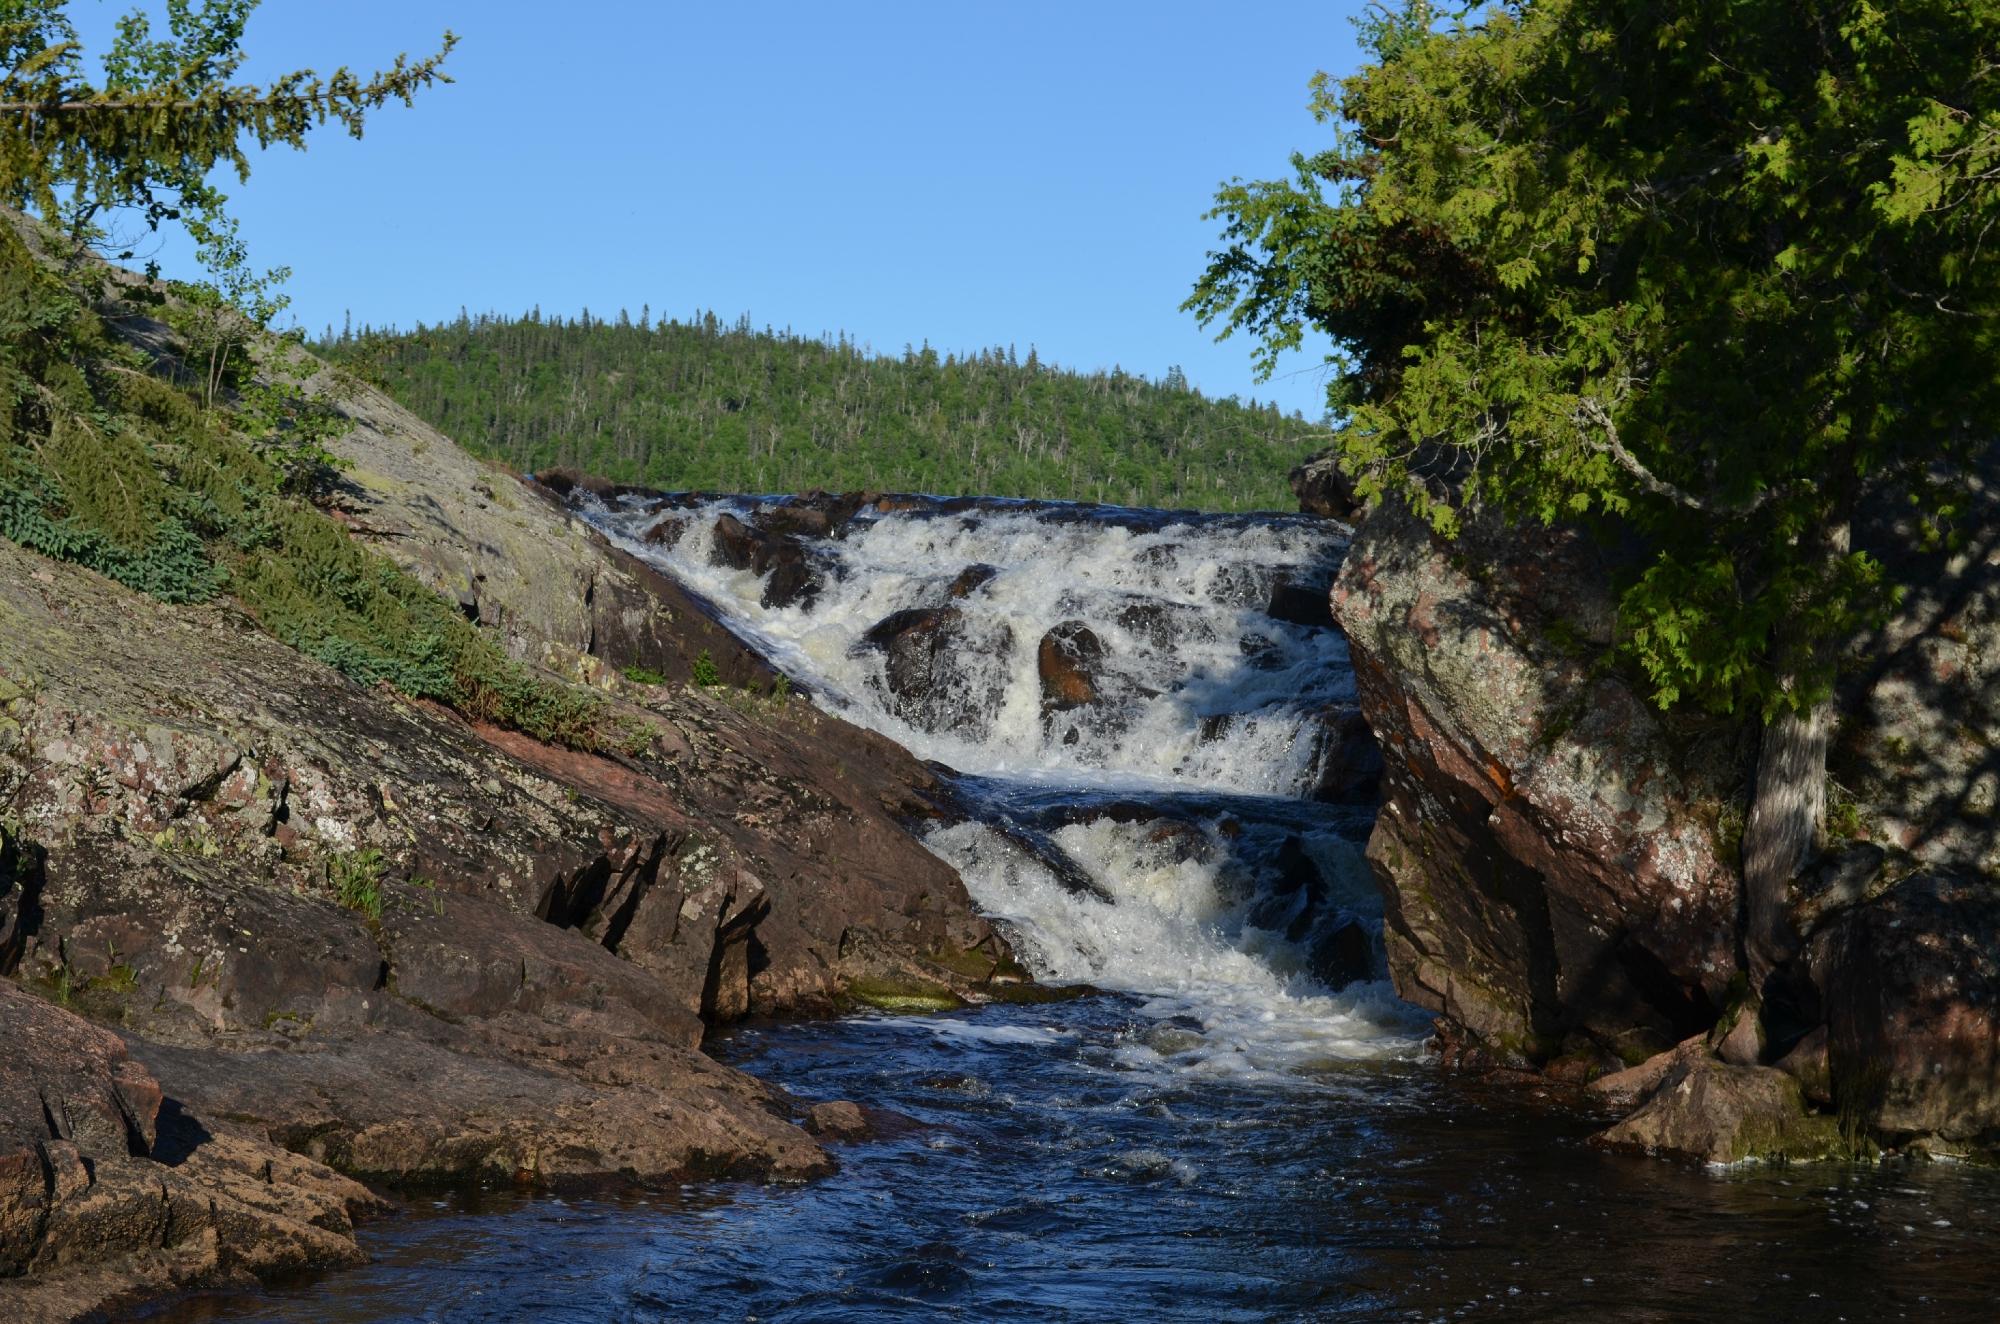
[72,0,1366,417]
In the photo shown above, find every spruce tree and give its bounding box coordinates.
[2,0,453,264]
[1189,0,2000,984]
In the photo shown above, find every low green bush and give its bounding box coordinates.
[0,223,637,753]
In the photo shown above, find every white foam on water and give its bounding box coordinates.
[577,493,1423,1071]
[920,818,1426,1074]
[586,497,1354,796]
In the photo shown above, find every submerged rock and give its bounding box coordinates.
[945,563,1000,599]
[710,511,824,609]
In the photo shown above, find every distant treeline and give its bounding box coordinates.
[317,309,1324,510]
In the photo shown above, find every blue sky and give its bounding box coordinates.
[72,1,1366,416]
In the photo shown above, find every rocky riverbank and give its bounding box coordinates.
[0,371,1022,1319]
[1319,451,2000,1164]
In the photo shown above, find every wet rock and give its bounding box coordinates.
[709,512,823,609]
[1266,575,1335,629]
[1143,818,1213,867]
[1114,600,1208,651]
[1237,632,1284,670]
[1591,1056,1844,1165]
[758,504,833,540]
[861,606,966,706]
[1038,621,1105,713]
[779,489,874,535]
[1806,870,2000,1151]
[1304,703,1383,803]
[1307,919,1377,990]
[985,823,1114,905]
[530,467,620,501]
[946,564,999,599]
[803,1100,870,1139]
[642,514,689,547]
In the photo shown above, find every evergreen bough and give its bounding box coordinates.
[1189,0,2000,982]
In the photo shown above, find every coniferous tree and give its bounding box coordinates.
[2,0,453,268]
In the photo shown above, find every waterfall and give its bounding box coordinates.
[576,491,1423,1070]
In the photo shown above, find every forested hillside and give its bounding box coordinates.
[319,311,1324,510]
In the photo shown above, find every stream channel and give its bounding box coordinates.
[157,494,2000,1322]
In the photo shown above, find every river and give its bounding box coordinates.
[151,493,2000,1322]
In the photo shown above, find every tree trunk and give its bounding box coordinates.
[1740,518,1851,991]
[1741,696,1831,984]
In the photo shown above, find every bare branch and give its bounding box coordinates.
[1573,397,1782,516]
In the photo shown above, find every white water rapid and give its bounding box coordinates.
[576,491,1426,1074]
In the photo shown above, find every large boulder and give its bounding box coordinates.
[862,606,967,706]
[1806,870,2000,1153]
[709,512,823,609]
[1332,501,1741,1066]
[0,981,383,1321]
[1591,1054,1847,1165]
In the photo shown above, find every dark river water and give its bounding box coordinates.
[141,493,2000,1321]
[154,994,2000,1323]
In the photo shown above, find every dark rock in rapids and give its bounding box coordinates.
[709,511,824,610]
[946,563,1000,599]
[1038,621,1105,713]
[861,606,967,705]
[1266,575,1336,629]
[1304,703,1384,804]
[643,513,690,547]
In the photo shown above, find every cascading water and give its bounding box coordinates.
[575,490,1427,1072]
[183,490,2000,1323]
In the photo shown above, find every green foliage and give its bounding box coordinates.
[327,846,384,921]
[1189,0,2000,716]
[689,650,721,688]
[0,221,637,754]
[621,663,667,686]
[320,310,1323,512]
[1,0,453,281]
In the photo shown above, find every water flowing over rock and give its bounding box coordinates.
[0,386,1016,1312]
[567,486,1425,1077]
